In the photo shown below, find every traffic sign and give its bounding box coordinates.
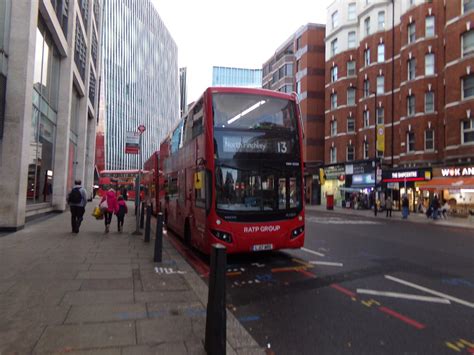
[138,124,146,133]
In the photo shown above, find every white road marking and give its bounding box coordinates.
[356,289,451,304]
[306,216,381,225]
[154,267,185,275]
[301,247,325,257]
[309,261,343,267]
[385,275,474,309]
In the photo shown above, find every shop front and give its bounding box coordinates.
[382,168,432,212]
[340,162,376,209]
[419,166,474,218]
[321,164,345,208]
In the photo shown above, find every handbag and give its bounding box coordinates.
[99,199,108,211]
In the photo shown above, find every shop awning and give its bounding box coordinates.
[418,177,474,190]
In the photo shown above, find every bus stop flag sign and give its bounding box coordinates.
[125,131,140,154]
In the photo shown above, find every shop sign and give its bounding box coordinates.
[387,182,399,189]
[125,131,140,154]
[352,163,374,175]
[324,165,345,180]
[382,168,432,182]
[441,166,474,177]
[352,173,375,185]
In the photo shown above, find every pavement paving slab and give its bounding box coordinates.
[121,342,189,355]
[136,316,201,344]
[33,321,136,354]
[65,303,147,324]
[61,290,135,305]
[80,278,133,291]
[76,270,133,279]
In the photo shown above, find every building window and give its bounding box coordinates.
[331,93,338,109]
[425,53,435,75]
[425,16,435,37]
[364,17,371,36]
[363,79,370,97]
[377,43,385,62]
[296,81,301,94]
[364,141,369,159]
[331,38,338,57]
[377,107,384,124]
[93,0,100,29]
[91,30,98,67]
[89,70,96,105]
[408,23,416,44]
[79,0,89,26]
[462,118,474,143]
[407,132,415,152]
[332,11,339,29]
[425,129,434,150]
[347,60,356,76]
[463,74,474,99]
[347,87,356,105]
[347,117,355,132]
[425,91,434,112]
[331,120,337,136]
[331,66,338,82]
[348,3,356,21]
[377,75,384,94]
[363,110,370,127]
[296,59,300,73]
[408,58,416,80]
[407,95,416,116]
[347,145,355,161]
[462,30,474,57]
[296,36,302,49]
[378,11,385,30]
[364,48,371,66]
[464,0,474,13]
[348,31,356,48]
[330,147,337,163]
[74,19,87,81]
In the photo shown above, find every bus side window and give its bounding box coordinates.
[192,116,203,138]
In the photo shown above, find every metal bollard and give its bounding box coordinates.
[144,205,152,243]
[140,202,145,229]
[154,212,163,262]
[205,244,227,355]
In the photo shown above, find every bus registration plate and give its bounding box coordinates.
[252,244,273,252]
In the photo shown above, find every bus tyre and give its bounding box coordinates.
[184,220,191,246]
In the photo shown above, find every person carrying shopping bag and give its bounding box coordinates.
[99,188,118,233]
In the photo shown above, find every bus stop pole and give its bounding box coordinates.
[133,133,142,236]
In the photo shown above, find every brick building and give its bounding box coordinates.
[263,23,326,204]
[324,0,474,212]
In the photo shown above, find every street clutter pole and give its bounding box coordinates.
[205,244,227,355]
[140,202,145,229]
[144,205,152,243]
[133,132,143,235]
[154,212,163,262]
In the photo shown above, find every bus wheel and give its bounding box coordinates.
[184,219,191,246]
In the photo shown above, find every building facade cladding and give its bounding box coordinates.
[179,67,187,117]
[212,66,262,88]
[325,0,474,169]
[102,0,179,170]
[0,0,102,230]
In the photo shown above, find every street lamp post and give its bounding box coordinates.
[133,125,146,235]
[374,89,378,217]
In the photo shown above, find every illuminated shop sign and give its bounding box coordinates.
[352,173,375,185]
[382,168,432,183]
[441,166,474,177]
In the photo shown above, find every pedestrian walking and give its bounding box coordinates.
[441,200,450,219]
[116,195,128,232]
[402,194,409,219]
[385,196,393,217]
[67,179,88,234]
[99,188,118,233]
[431,195,441,220]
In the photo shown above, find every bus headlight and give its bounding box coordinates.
[291,225,304,239]
[211,229,232,243]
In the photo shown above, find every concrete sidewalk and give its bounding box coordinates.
[306,204,474,229]
[0,201,263,354]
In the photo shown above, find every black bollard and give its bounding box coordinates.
[205,244,227,355]
[154,212,163,262]
[144,205,152,243]
[140,202,145,229]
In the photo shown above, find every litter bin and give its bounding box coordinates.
[326,194,334,210]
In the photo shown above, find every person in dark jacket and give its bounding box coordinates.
[402,194,409,219]
[115,196,128,232]
[67,179,88,234]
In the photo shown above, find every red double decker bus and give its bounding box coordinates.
[160,87,305,254]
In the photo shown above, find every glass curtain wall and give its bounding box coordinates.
[28,21,60,204]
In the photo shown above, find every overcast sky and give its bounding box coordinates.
[152,0,332,104]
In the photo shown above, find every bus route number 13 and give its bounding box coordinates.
[277,141,288,153]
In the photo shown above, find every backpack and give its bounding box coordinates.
[69,188,82,204]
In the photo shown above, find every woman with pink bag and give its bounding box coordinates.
[99,188,118,233]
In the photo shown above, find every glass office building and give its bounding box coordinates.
[102,0,179,170]
[212,66,262,88]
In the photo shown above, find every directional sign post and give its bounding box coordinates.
[133,125,146,236]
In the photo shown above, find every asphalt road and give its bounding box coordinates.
[170,210,474,354]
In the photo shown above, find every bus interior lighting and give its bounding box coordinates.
[227,100,266,125]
